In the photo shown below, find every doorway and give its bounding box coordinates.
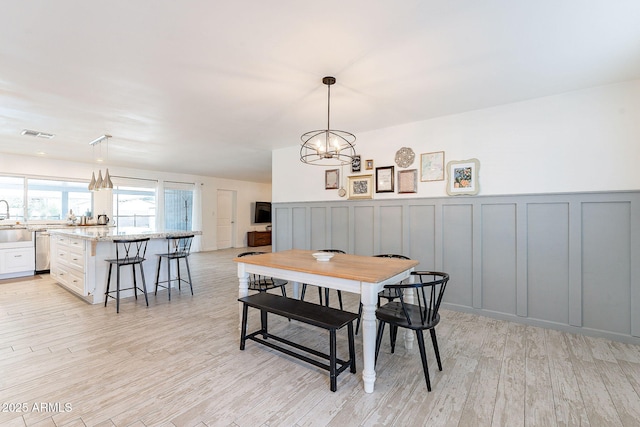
[216,189,236,249]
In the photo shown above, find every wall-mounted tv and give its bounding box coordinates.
[254,201,272,224]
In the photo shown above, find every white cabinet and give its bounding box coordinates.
[50,235,88,296]
[0,246,35,275]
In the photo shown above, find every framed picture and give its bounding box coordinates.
[365,159,374,170]
[347,174,373,200]
[420,151,445,182]
[375,166,394,193]
[446,158,480,195]
[351,155,361,173]
[398,169,418,193]
[325,169,339,190]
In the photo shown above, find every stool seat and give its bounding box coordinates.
[154,235,194,300]
[104,238,150,313]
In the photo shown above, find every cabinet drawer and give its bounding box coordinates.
[67,238,85,255]
[57,266,86,295]
[2,247,35,273]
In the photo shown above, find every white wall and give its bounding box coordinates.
[273,79,640,202]
[0,154,271,251]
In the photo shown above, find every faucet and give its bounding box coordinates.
[0,199,9,220]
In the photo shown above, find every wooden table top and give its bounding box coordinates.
[234,249,419,283]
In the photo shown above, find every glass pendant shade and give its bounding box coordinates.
[88,172,96,191]
[95,170,103,190]
[300,76,356,166]
[103,168,113,189]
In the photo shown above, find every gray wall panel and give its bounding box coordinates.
[273,207,290,251]
[582,202,631,334]
[379,205,403,255]
[310,207,327,250]
[442,204,473,307]
[291,207,307,249]
[330,207,350,252]
[408,204,436,269]
[354,206,375,255]
[272,191,640,343]
[527,203,570,323]
[481,204,517,314]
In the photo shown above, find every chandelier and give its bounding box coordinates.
[88,134,114,191]
[300,76,356,166]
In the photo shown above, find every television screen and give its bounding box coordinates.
[254,201,271,223]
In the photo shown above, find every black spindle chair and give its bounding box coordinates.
[374,271,450,391]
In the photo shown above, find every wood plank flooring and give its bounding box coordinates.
[1,247,640,426]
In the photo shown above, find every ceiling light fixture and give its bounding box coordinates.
[21,129,55,139]
[88,134,113,191]
[300,76,356,166]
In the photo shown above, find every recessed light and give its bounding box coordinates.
[36,151,47,156]
[21,129,55,139]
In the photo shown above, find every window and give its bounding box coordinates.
[164,182,194,230]
[27,179,92,220]
[113,181,156,229]
[0,176,25,221]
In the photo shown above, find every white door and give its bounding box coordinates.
[216,189,235,249]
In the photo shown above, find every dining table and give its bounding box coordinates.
[234,249,419,393]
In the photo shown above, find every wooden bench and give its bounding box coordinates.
[239,292,358,392]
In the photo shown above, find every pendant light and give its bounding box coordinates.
[88,134,113,191]
[300,76,356,166]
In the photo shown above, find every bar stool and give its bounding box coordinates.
[104,238,150,313]
[154,235,194,300]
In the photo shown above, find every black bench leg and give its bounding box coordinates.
[330,329,337,392]
[240,303,249,350]
[347,321,356,373]
[260,309,268,339]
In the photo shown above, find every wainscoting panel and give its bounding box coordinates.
[442,204,475,308]
[272,191,640,343]
[582,201,631,335]
[309,207,326,250]
[291,207,307,250]
[330,206,350,252]
[481,204,517,315]
[354,206,375,256]
[378,204,403,255]
[407,203,436,269]
[526,202,570,325]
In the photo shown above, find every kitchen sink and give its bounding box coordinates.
[0,228,33,247]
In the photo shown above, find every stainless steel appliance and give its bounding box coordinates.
[35,230,50,273]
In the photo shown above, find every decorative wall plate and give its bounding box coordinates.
[395,147,415,168]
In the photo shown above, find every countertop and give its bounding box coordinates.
[47,227,201,242]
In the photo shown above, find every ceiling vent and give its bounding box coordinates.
[21,129,55,139]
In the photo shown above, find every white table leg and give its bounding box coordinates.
[403,287,415,350]
[292,281,300,299]
[360,285,378,393]
[237,263,249,330]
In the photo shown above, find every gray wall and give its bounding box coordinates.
[273,191,640,344]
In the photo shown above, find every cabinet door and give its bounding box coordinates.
[3,248,35,273]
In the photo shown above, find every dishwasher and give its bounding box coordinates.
[34,230,51,274]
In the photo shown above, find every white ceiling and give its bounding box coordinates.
[1,1,639,183]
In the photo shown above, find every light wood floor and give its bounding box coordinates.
[2,247,640,427]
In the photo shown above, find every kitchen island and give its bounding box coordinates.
[48,227,201,304]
